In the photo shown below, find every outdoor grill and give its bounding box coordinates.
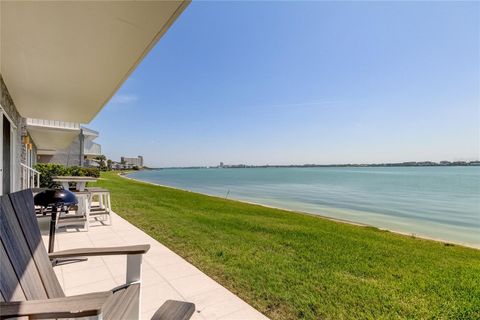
[34,188,78,253]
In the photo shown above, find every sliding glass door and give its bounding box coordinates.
[0,113,3,194]
[2,115,11,194]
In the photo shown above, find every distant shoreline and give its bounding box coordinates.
[152,161,480,170]
[121,172,479,250]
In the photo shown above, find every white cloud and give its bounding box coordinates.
[110,94,139,104]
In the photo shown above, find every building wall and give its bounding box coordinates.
[121,156,143,167]
[1,74,24,192]
[20,118,38,167]
[38,134,83,167]
[37,128,101,167]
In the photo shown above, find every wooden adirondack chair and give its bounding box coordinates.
[0,189,195,320]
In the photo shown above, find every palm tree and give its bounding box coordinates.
[95,155,107,171]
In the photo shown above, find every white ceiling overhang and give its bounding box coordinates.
[1,0,189,123]
[28,125,80,151]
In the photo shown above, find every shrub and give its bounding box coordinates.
[34,163,100,187]
[34,163,69,187]
[68,166,87,177]
[68,166,101,178]
[84,167,100,178]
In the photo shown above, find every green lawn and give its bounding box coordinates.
[93,172,480,320]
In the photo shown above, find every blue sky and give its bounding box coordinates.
[91,1,479,167]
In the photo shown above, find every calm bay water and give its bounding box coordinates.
[128,167,480,248]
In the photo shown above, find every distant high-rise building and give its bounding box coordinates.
[121,155,144,167]
[219,162,224,168]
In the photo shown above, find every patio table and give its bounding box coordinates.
[52,175,97,191]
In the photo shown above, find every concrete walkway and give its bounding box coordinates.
[39,212,268,320]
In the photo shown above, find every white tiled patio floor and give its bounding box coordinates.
[38,212,268,320]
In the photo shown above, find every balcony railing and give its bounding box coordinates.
[84,141,102,155]
[20,163,40,189]
[26,118,81,130]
